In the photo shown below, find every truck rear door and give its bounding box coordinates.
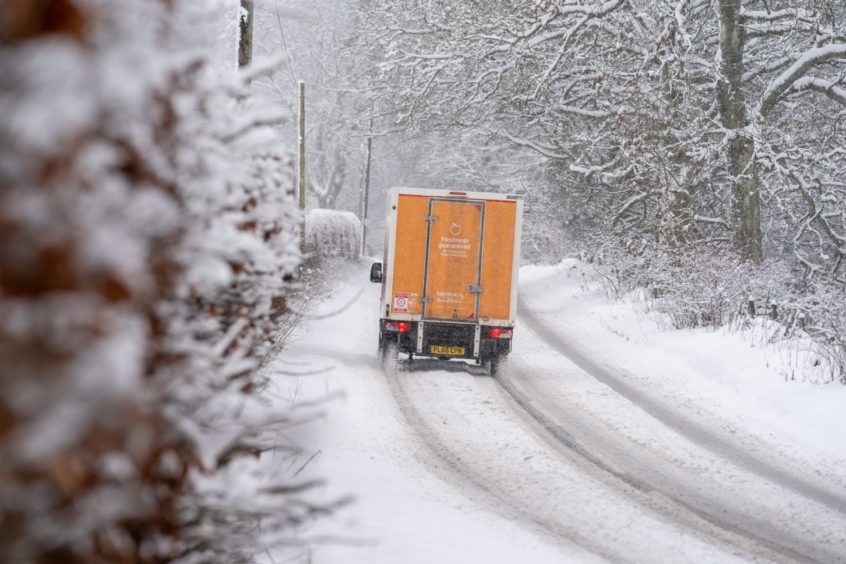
[423,199,485,321]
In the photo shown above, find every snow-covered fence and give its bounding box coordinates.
[306,208,362,261]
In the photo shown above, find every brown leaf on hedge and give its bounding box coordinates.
[1,0,87,44]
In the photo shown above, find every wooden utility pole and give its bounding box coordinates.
[359,119,373,256]
[238,0,254,68]
[298,81,307,254]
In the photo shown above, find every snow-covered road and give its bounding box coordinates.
[268,260,846,563]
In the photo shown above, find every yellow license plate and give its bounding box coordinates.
[430,345,465,355]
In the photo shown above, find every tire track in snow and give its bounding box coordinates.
[518,300,846,518]
[381,360,614,563]
[496,362,839,563]
[383,360,772,563]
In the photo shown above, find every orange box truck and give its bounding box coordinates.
[369,187,524,373]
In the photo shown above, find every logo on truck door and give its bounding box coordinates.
[449,222,462,236]
[438,234,471,258]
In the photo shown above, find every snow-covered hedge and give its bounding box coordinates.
[0,1,320,561]
[306,208,362,261]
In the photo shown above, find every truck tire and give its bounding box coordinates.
[487,354,504,376]
[379,337,398,365]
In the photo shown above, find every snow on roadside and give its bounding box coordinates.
[261,261,570,564]
[519,259,846,485]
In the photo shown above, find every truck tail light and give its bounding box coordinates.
[385,321,412,333]
[488,328,512,339]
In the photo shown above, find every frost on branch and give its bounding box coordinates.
[0,0,322,562]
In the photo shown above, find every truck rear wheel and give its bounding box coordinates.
[379,336,398,365]
[486,355,504,376]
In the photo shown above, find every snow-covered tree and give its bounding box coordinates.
[252,0,370,212]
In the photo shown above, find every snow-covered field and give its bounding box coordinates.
[264,259,846,563]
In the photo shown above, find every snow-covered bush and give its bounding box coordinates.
[595,243,846,383]
[765,278,846,385]
[0,1,322,561]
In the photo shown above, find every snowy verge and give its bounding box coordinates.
[518,259,846,486]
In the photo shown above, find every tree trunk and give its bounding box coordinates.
[717,0,762,263]
[238,0,253,68]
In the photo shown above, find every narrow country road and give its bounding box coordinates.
[286,263,846,563]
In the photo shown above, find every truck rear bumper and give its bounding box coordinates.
[379,319,511,361]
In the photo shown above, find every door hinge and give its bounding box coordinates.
[468,284,484,293]
[424,215,439,222]
[421,297,433,304]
